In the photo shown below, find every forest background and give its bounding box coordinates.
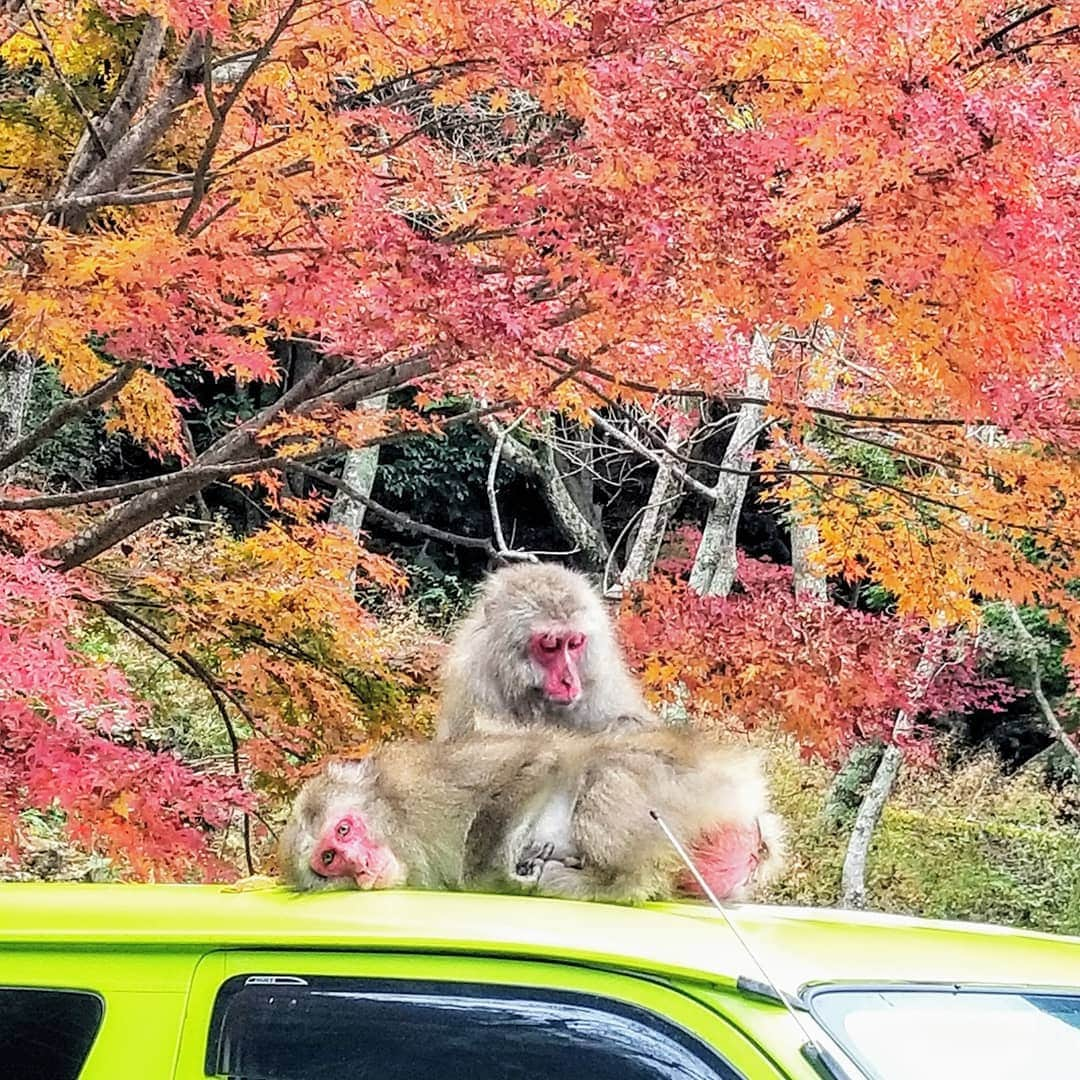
[1,0,1079,932]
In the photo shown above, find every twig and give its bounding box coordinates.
[176,0,306,234]
[290,460,533,560]
[486,415,533,560]
[23,1,108,161]
[95,597,255,874]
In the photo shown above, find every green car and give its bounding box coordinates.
[2,883,1079,1080]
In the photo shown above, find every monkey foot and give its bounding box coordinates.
[513,841,583,883]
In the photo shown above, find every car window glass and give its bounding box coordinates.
[809,986,1080,1080]
[206,975,742,1080]
[1,987,104,1080]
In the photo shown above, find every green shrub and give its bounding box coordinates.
[764,742,1080,935]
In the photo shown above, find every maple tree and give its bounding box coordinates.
[0,0,1078,877]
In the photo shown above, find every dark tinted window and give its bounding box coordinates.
[1,987,104,1080]
[207,974,741,1080]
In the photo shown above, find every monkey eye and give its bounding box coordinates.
[538,635,560,653]
[567,634,586,651]
[321,849,336,867]
[336,822,350,838]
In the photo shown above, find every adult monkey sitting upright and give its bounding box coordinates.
[436,563,656,739]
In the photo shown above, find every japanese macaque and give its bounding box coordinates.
[279,729,784,904]
[436,563,656,739]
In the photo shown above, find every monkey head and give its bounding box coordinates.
[279,759,407,892]
[679,814,786,902]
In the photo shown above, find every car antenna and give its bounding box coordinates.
[649,809,865,1080]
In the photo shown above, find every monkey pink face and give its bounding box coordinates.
[309,811,406,890]
[679,822,762,900]
[529,630,586,704]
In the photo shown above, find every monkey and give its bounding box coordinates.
[278,736,533,893]
[279,728,784,905]
[436,562,657,739]
[465,728,785,903]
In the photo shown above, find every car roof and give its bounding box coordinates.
[1,883,1078,995]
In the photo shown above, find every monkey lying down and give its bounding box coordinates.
[280,728,785,904]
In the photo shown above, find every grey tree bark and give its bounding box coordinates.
[328,394,389,538]
[688,331,772,597]
[839,741,903,908]
[0,351,35,454]
[790,322,841,601]
[619,397,699,587]
[840,648,937,908]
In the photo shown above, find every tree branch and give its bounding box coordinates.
[290,460,533,559]
[23,0,108,161]
[0,362,137,474]
[95,597,255,874]
[176,0,305,234]
[61,15,167,193]
[0,452,318,509]
[62,32,204,228]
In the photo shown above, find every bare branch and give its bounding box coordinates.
[1,186,193,216]
[290,460,534,559]
[23,1,108,161]
[95,597,255,874]
[0,452,317,509]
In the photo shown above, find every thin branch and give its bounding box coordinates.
[95,597,255,874]
[817,200,862,235]
[1006,603,1080,769]
[0,451,320,509]
[486,416,534,560]
[1,186,194,216]
[0,362,137,473]
[23,0,108,161]
[176,0,306,234]
[290,460,533,560]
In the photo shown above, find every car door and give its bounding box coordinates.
[174,950,791,1079]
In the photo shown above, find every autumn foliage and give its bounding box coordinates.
[622,545,1013,761]
[0,0,1079,878]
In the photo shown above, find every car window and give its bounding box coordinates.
[1,986,104,1080]
[807,985,1080,1080]
[206,974,743,1080]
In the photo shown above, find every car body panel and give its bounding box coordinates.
[3,883,1078,995]
[3,883,1080,1080]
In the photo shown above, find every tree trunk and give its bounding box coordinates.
[0,351,35,454]
[688,331,771,597]
[840,647,936,908]
[839,742,902,908]
[620,397,698,587]
[328,394,388,585]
